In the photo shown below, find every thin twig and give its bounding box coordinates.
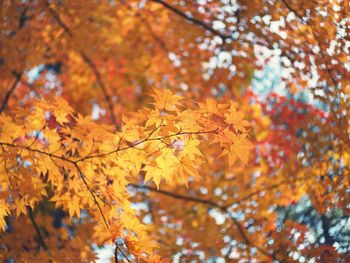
[0,141,110,228]
[80,127,219,161]
[74,163,109,229]
[115,244,131,263]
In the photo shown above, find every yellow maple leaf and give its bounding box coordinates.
[0,200,9,231]
[230,135,253,165]
[225,104,250,132]
[181,137,203,159]
[150,88,183,111]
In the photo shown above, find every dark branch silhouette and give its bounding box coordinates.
[129,184,225,209]
[150,0,232,41]
[27,207,48,251]
[129,183,280,260]
[44,1,117,125]
[0,72,22,114]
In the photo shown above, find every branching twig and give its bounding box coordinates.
[0,141,110,228]
[80,127,219,161]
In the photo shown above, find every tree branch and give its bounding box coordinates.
[79,52,117,125]
[74,163,110,229]
[0,141,110,229]
[114,243,131,263]
[0,141,74,164]
[44,1,117,125]
[18,2,32,30]
[279,0,305,21]
[129,184,225,209]
[27,207,48,251]
[79,127,219,161]
[45,2,73,37]
[129,183,280,260]
[150,0,232,41]
[321,215,334,245]
[0,72,22,114]
[228,214,279,260]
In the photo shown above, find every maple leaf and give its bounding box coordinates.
[150,88,183,111]
[181,137,203,159]
[230,135,253,165]
[0,201,9,231]
[14,199,27,217]
[219,131,253,166]
[144,149,180,188]
[225,104,250,132]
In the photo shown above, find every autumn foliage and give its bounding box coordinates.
[0,0,349,262]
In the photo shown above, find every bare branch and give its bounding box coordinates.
[279,0,305,21]
[27,207,48,251]
[129,184,225,209]
[0,72,22,113]
[150,0,232,41]
[228,214,279,261]
[44,1,117,125]
[115,243,131,263]
[79,52,117,125]
[129,183,279,260]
